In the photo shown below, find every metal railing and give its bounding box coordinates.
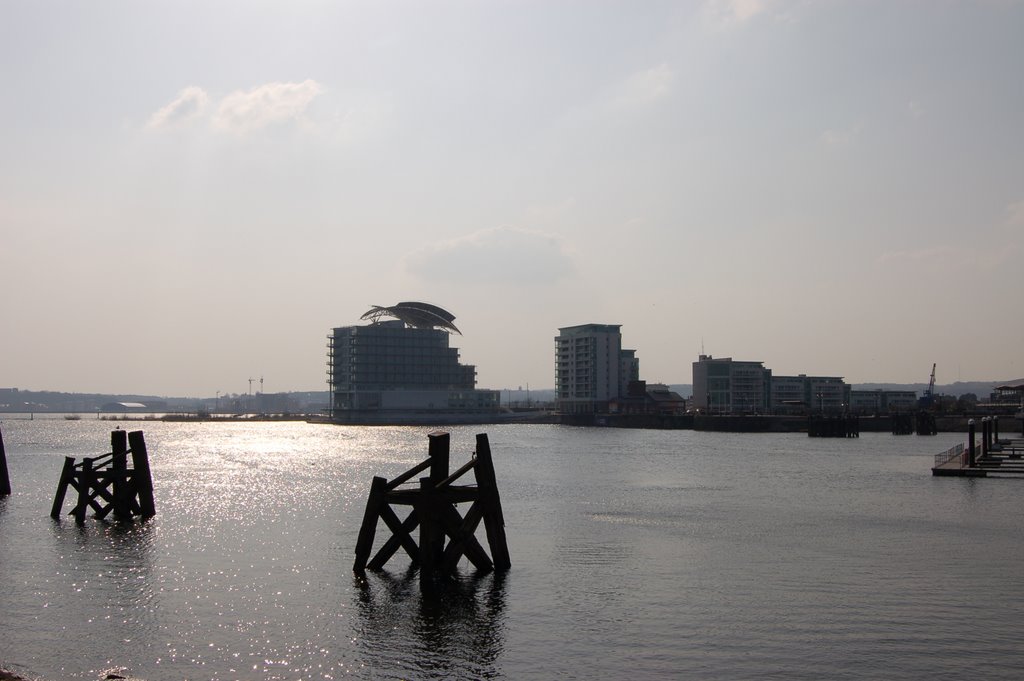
[934,442,965,468]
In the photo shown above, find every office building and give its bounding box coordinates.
[848,389,917,414]
[771,375,849,413]
[693,355,852,414]
[691,355,769,414]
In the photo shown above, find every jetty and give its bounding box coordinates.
[932,417,1024,478]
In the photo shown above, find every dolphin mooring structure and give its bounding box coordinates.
[353,432,510,581]
[50,429,156,525]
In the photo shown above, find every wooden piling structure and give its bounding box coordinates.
[50,457,75,519]
[474,433,511,571]
[353,432,510,581]
[915,411,937,436]
[112,429,131,519]
[807,414,859,438]
[891,413,914,435]
[128,430,156,517]
[51,430,156,525]
[0,424,10,496]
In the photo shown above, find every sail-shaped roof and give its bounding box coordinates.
[360,302,461,334]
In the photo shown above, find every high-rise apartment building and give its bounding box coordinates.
[555,324,638,414]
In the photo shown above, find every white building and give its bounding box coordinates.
[556,324,638,414]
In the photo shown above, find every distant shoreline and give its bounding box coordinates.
[4,411,1019,434]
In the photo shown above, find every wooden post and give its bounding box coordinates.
[418,477,443,580]
[111,429,130,519]
[474,433,511,571]
[353,476,387,572]
[0,425,10,496]
[981,418,989,460]
[127,431,155,518]
[993,416,1000,443]
[51,456,75,518]
[74,458,93,525]
[428,431,450,485]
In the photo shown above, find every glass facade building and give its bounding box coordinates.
[328,307,499,420]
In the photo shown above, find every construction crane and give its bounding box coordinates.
[920,363,937,409]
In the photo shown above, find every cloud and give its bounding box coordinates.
[1006,199,1024,228]
[405,227,575,286]
[145,81,324,135]
[703,0,770,26]
[298,91,394,145]
[146,86,210,130]
[876,246,958,266]
[820,124,862,150]
[211,80,324,135]
[875,243,1015,273]
[613,64,674,109]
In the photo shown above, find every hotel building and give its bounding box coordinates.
[328,302,499,422]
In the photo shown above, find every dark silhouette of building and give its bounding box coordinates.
[328,302,499,422]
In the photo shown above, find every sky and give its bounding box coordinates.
[1,0,1022,397]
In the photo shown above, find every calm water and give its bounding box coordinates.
[1,419,1022,680]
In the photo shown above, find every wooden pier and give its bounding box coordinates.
[932,417,1024,478]
[50,429,156,524]
[353,432,510,582]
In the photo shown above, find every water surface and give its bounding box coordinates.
[0,419,1020,679]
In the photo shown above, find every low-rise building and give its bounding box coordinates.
[693,355,851,414]
[691,355,769,414]
[771,375,849,414]
[609,381,687,416]
[848,389,917,414]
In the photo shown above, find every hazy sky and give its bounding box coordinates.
[2,0,1022,396]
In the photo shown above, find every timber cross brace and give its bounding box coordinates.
[50,429,156,526]
[353,432,511,579]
